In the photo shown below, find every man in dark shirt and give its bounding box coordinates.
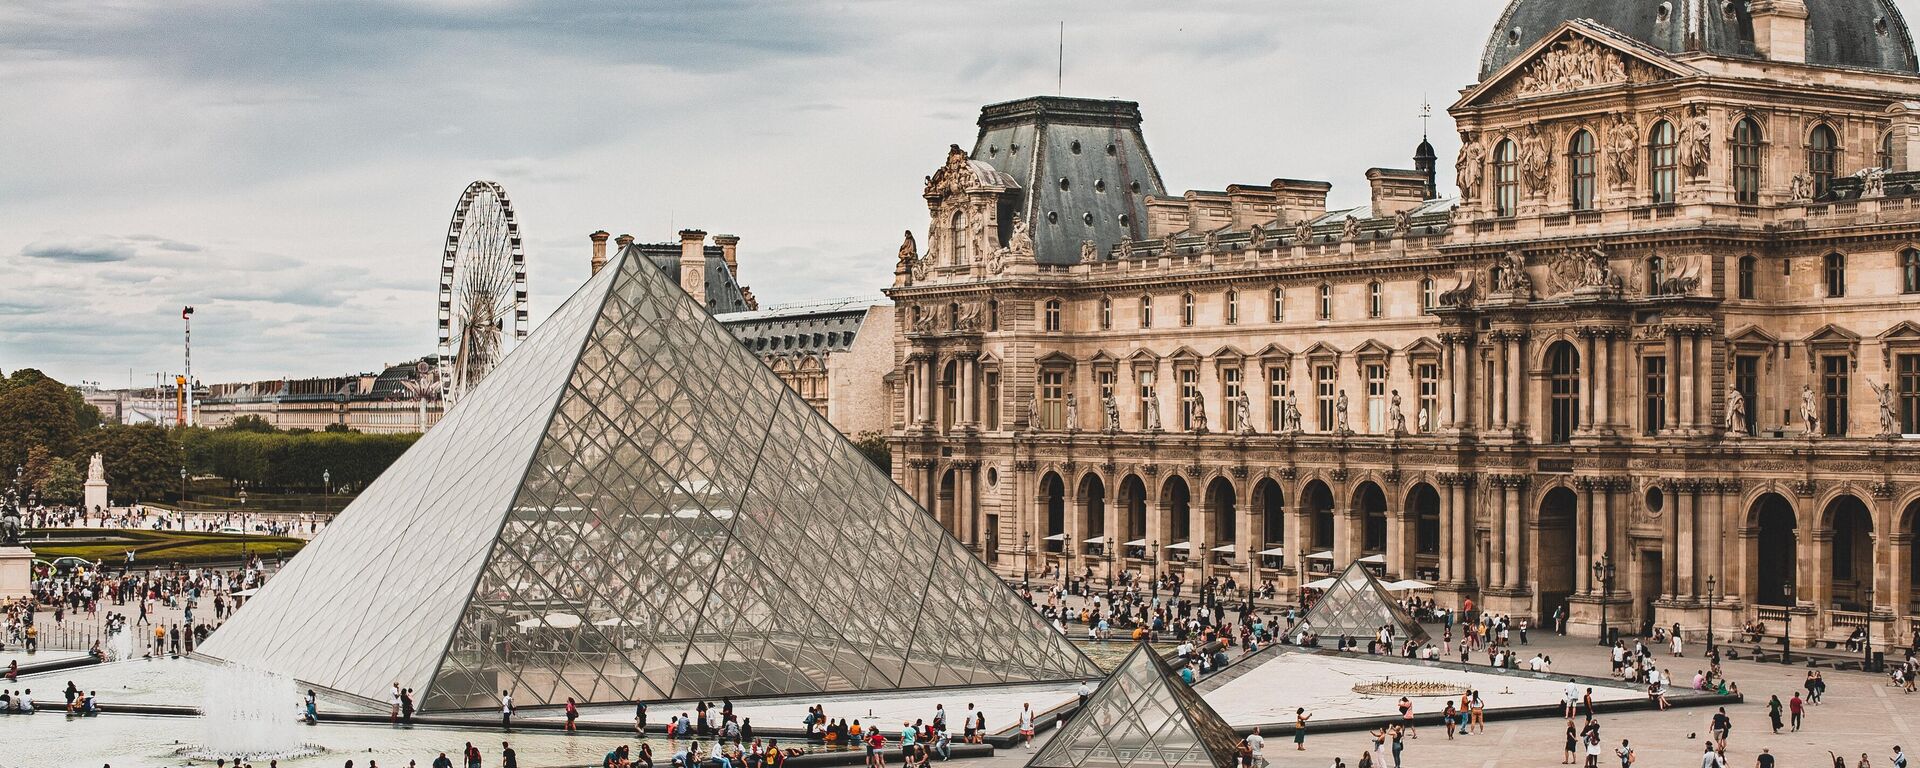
[1755,748,1774,768]
[432,753,454,768]
[502,741,518,768]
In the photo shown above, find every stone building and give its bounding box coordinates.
[887,0,1920,649]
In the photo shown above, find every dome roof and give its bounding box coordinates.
[1480,0,1918,79]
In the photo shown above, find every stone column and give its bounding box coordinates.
[956,462,976,546]
[1238,480,1258,590]
[1493,332,1510,429]
[1490,477,1509,588]
[1665,333,1682,432]
[1442,334,1461,430]
[1290,502,1312,588]
[956,355,977,428]
[1508,333,1527,434]
[1145,487,1167,579]
[1438,475,1457,584]
[1872,491,1896,616]
[1805,528,1833,616]
[1695,328,1713,431]
[1386,485,1408,581]
[1888,532,1913,625]
[1678,333,1697,432]
[1505,479,1525,590]
[1594,481,1615,595]
[1105,481,1124,584]
[1596,330,1615,431]
[1448,475,1471,586]
[1661,481,1679,600]
[1576,479,1594,594]
[1677,482,1697,599]
[1706,481,1729,603]
[1581,331,1598,432]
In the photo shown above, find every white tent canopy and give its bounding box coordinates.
[516,612,582,629]
[1384,579,1436,592]
[1255,547,1288,556]
[1164,542,1192,550]
[1123,539,1148,547]
[1307,551,1334,560]
[1083,535,1107,544]
[1210,544,1236,553]
[1302,577,1336,590]
[1358,554,1386,564]
[1042,533,1069,541]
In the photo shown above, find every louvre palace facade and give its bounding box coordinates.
[886,0,1920,648]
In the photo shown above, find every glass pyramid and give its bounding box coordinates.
[1292,562,1429,646]
[1028,643,1242,768]
[201,247,1099,710]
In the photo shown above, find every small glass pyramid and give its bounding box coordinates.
[1292,561,1429,646]
[1028,643,1243,768]
[202,247,1100,710]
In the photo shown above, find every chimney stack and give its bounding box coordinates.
[1366,168,1430,217]
[679,229,708,307]
[1750,0,1809,63]
[589,230,610,276]
[713,233,740,279]
[615,234,634,247]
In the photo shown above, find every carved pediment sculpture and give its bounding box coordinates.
[1492,250,1533,295]
[1545,247,1622,297]
[1789,173,1814,202]
[1438,270,1478,307]
[1482,33,1671,104]
[1294,218,1315,243]
[1341,215,1361,242]
[1393,209,1413,236]
[924,144,977,199]
[1249,224,1267,248]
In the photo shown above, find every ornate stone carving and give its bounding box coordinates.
[1230,465,1249,479]
[897,229,918,269]
[1249,224,1267,248]
[924,144,978,198]
[1870,379,1900,437]
[1064,392,1080,433]
[955,302,984,332]
[1789,479,1818,498]
[910,307,939,335]
[1294,218,1315,243]
[1102,392,1121,435]
[1144,390,1163,432]
[1679,104,1712,179]
[1278,466,1299,481]
[1329,467,1352,483]
[1801,384,1820,436]
[1456,131,1486,202]
[1234,391,1254,436]
[1492,250,1534,295]
[1788,173,1814,202]
[1725,385,1747,435]
[1856,166,1888,198]
[1191,392,1210,434]
[1870,480,1897,500]
[1387,390,1407,435]
[1510,36,1633,98]
[1605,113,1638,189]
[1438,271,1479,307]
[1116,237,1134,259]
[1518,122,1552,195]
[1081,239,1097,262]
[1393,209,1413,236]
[1013,459,1039,472]
[1333,390,1352,434]
[1341,215,1362,242]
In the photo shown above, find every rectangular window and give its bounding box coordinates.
[1316,364,1336,432]
[1643,356,1667,435]
[1738,257,1756,300]
[1318,284,1332,320]
[1570,133,1597,211]
[984,371,1000,431]
[1222,367,1242,431]
[1099,297,1112,329]
[1734,355,1759,436]
[1823,355,1849,437]
[1139,295,1153,328]
[1365,363,1386,433]
[1266,364,1290,431]
[1225,291,1239,325]
[1417,362,1438,433]
[1137,370,1157,430]
[1905,250,1920,294]
[1271,288,1284,322]
[1899,354,1920,435]
[1041,370,1065,431]
[1651,126,1677,205]
[1180,368,1200,431]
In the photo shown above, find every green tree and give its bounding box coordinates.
[38,457,81,504]
[222,415,277,433]
[76,424,183,502]
[851,430,892,472]
[0,368,98,472]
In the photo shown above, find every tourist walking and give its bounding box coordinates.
[1790,692,1806,731]
[1019,703,1035,749]
[1397,696,1415,738]
[1615,739,1635,768]
[499,690,512,731]
[1767,695,1784,733]
[1246,727,1266,768]
[1710,707,1731,751]
[1757,748,1775,768]
[1701,742,1725,768]
[501,741,518,768]
[1469,690,1486,733]
[1564,720,1579,764]
[564,696,579,733]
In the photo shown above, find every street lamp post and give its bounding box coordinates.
[1862,584,1875,672]
[1705,575,1717,655]
[1781,583,1796,665]
[322,468,331,510]
[1592,554,1615,647]
[1021,531,1031,586]
[179,467,188,504]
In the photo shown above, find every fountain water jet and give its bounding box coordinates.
[194,662,315,760]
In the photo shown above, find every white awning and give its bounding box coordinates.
[1083,535,1108,544]
[1042,533,1069,541]
[1385,579,1435,592]
[1358,554,1386,564]
[1307,551,1334,560]
[1123,539,1147,547]
[516,612,582,629]
[1210,544,1237,553]
[1256,547,1288,556]
[1302,578,1336,590]
[1164,542,1192,550]
[592,617,638,627]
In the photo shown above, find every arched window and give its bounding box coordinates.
[948,211,968,265]
[1224,289,1239,325]
[1271,287,1285,322]
[1420,277,1435,314]
[948,302,960,331]
[1098,296,1112,329]
[1568,129,1596,211]
[1646,255,1665,295]
[1043,299,1063,332]
[1881,131,1896,170]
[1493,139,1519,217]
[1649,120,1677,204]
[1318,283,1333,320]
[1903,248,1920,294]
[1738,255,1757,300]
[1825,252,1846,298]
[1548,341,1581,443]
[1368,281,1383,318]
[1810,125,1838,198]
[1139,295,1153,328]
[1181,292,1196,327]
[988,299,999,331]
[1733,118,1763,205]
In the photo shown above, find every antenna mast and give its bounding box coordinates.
[1058,22,1064,95]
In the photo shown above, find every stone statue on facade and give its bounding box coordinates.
[1007,213,1034,258]
[1417,404,1430,433]
[1116,236,1134,259]
[924,144,978,198]
[1801,383,1820,437]
[1725,385,1747,435]
[1388,390,1407,435]
[1456,131,1485,201]
[1519,122,1552,195]
[1341,215,1361,242]
[1285,391,1303,434]
[1081,239,1098,262]
[1027,389,1043,431]
[1334,390,1352,434]
[1493,251,1533,294]
[1248,224,1267,248]
[1294,218,1315,244]
[1680,104,1712,179]
[1234,391,1254,436]
[1064,392,1080,432]
[1856,166,1888,198]
[1191,392,1209,434]
[1102,392,1121,435]
[1788,172,1814,202]
[896,229,918,269]
[1204,228,1221,251]
[1605,113,1638,188]
[1144,390,1163,432]
[1870,380,1900,436]
[1393,209,1413,236]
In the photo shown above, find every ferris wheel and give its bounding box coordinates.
[438,180,528,404]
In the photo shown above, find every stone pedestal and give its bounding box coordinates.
[0,547,34,600]
[84,479,108,515]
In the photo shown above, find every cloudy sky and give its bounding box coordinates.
[7,0,1893,386]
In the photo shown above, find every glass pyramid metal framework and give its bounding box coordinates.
[201,248,1100,710]
[1293,562,1429,645]
[1028,643,1242,768]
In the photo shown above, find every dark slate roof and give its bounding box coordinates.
[613,242,752,314]
[971,96,1166,266]
[716,299,879,356]
[1480,0,1918,79]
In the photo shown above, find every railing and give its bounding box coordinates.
[1755,607,1791,624]
[1830,610,1869,630]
